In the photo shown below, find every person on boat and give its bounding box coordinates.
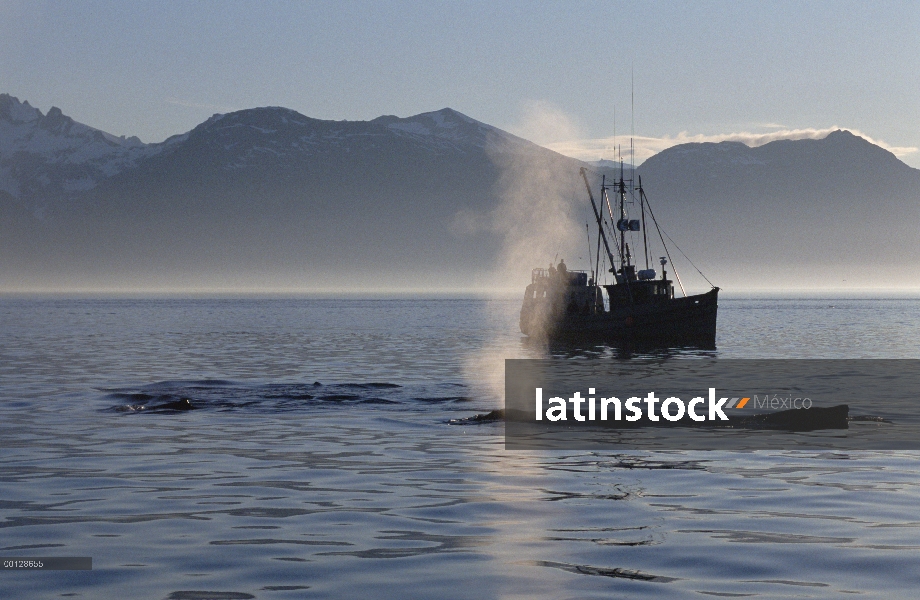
[548,263,556,279]
[557,259,568,282]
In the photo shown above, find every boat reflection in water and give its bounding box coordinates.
[520,167,718,347]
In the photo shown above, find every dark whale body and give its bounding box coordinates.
[147,398,197,411]
[473,405,850,432]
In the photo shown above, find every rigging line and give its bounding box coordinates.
[602,187,617,231]
[582,196,597,280]
[606,219,620,257]
[600,248,608,289]
[601,189,621,256]
[622,189,641,264]
[595,218,602,283]
[585,223,594,280]
[553,212,567,265]
[642,190,687,297]
[639,186,715,288]
[659,225,715,288]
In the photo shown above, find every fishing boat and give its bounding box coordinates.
[519,167,718,345]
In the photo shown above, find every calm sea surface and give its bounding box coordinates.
[2,297,920,599]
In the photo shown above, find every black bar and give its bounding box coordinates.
[506,359,920,450]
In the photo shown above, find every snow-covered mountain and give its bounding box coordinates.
[0,95,580,290]
[372,107,535,154]
[3,93,920,291]
[111,104,536,180]
[0,94,157,208]
[0,95,538,214]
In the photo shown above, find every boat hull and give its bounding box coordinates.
[521,288,719,345]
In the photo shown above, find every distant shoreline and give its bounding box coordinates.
[1,289,919,300]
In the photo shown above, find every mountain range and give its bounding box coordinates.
[2,93,918,292]
[636,130,920,288]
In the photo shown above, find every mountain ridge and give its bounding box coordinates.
[2,93,919,291]
[644,129,915,175]
[0,94,547,212]
[0,93,584,290]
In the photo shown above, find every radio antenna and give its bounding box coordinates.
[630,67,635,172]
[613,105,616,165]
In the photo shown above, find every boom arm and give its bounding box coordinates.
[580,168,617,273]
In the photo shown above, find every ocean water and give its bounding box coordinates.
[2,297,920,599]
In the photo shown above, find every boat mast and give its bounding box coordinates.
[579,168,617,274]
[618,169,628,270]
[594,217,602,284]
[626,69,636,272]
[639,176,649,270]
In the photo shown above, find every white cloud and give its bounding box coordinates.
[545,127,919,164]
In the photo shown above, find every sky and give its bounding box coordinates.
[1,0,919,166]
